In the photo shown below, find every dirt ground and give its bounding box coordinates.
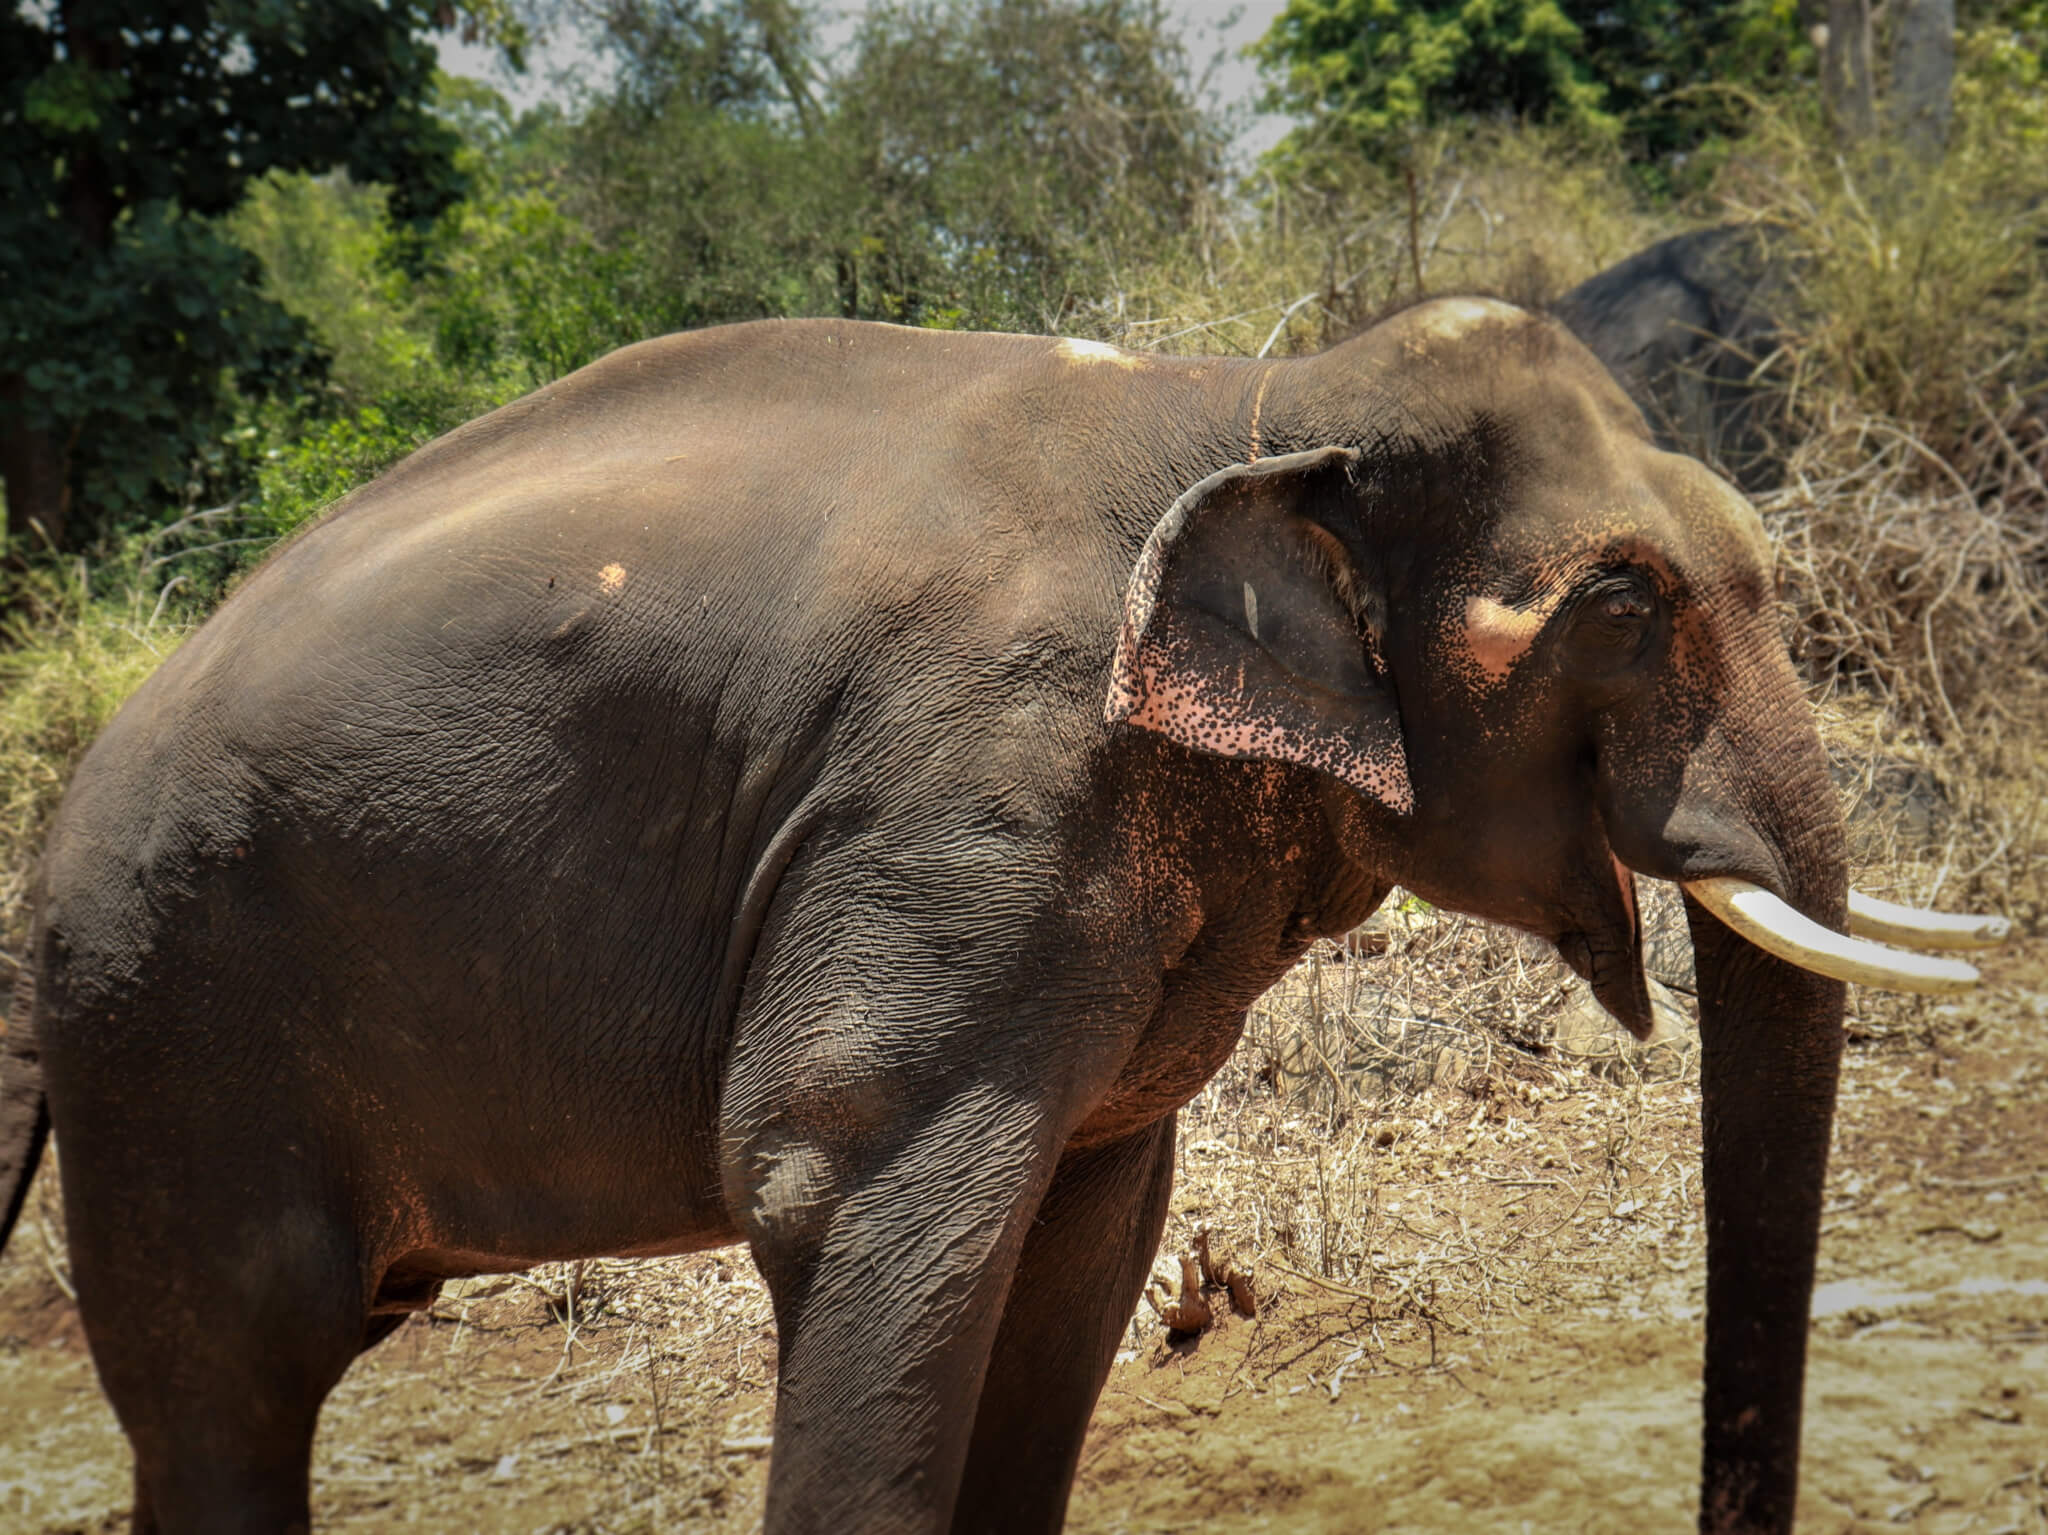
[2,927,2042,1535]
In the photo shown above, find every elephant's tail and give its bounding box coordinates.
[0,963,51,1255]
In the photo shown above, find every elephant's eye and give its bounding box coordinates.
[1563,571,1660,679]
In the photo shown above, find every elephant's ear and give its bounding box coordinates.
[1106,446,1412,814]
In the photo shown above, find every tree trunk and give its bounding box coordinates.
[1824,0,1877,143]
[0,379,71,556]
[8,0,128,557]
[1887,0,1955,160]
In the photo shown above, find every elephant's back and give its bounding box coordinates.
[32,320,1143,1019]
[204,317,1132,690]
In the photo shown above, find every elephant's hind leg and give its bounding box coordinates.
[67,1179,368,1535]
[949,1113,1178,1535]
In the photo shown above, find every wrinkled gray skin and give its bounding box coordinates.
[0,299,1845,1534]
[1553,224,1789,493]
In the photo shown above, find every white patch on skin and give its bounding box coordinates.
[599,562,627,594]
[1407,296,1526,341]
[1242,581,1260,640]
[1054,337,1144,369]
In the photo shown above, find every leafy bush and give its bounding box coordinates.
[1251,0,1812,187]
[230,171,437,407]
[248,387,510,544]
[0,0,471,554]
[549,0,1224,335]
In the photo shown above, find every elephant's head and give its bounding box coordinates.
[1107,296,2002,1532]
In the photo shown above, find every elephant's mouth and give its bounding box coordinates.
[1554,851,1655,1038]
[1582,787,2003,1013]
[1556,866,2003,1036]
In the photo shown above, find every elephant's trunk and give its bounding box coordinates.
[1684,737,1847,1535]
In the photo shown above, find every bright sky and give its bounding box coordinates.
[435,0,1296,161]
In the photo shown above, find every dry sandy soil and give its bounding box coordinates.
[2,922,2042,1535]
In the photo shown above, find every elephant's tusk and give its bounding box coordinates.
[1847,889,2012,951]
[1684,877,1981,996]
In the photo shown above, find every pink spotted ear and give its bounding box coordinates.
[1106,448,1413,815]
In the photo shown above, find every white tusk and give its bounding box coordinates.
[1685,877,1981,996]
[1847,889,2011,951]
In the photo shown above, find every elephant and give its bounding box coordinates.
[1552,224,1791,494]
[0,296,2006,1534]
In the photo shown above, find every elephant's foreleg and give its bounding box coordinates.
[730,1083,1067,1535]
[949,1113,1177,1535]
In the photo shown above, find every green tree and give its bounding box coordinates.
[229,171,434,408]
[1,1,517,555]
[548,0,1223,335]
[833,0,1224,327]
[1254,0,1812,173]
[508,0,849,335]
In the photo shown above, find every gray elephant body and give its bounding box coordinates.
[1552,224,1788,492]
[1,307,1847,1534]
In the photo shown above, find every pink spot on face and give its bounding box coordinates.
[1462,594,1553,682]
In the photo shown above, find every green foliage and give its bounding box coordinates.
[552,0,1223,334]
[0,1,486,551]
[1713,24,2048,452]
[1254,0,1615,153]
[229,172,434,406]
[1955,3,2048,155]
[831,0,1224,327]
[1253,0,1812,179]
[248,391,488,542]
[3,4,465,229]
[6,200,323,529]
[426,189,651,384]
[546,98,846,329]
[1959,0,2048,34]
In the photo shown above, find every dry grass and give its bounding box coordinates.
[1067,122,1674,359]
[1709,66,2048,766]
[1767,407,2048,747]
[0,563,190,958]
